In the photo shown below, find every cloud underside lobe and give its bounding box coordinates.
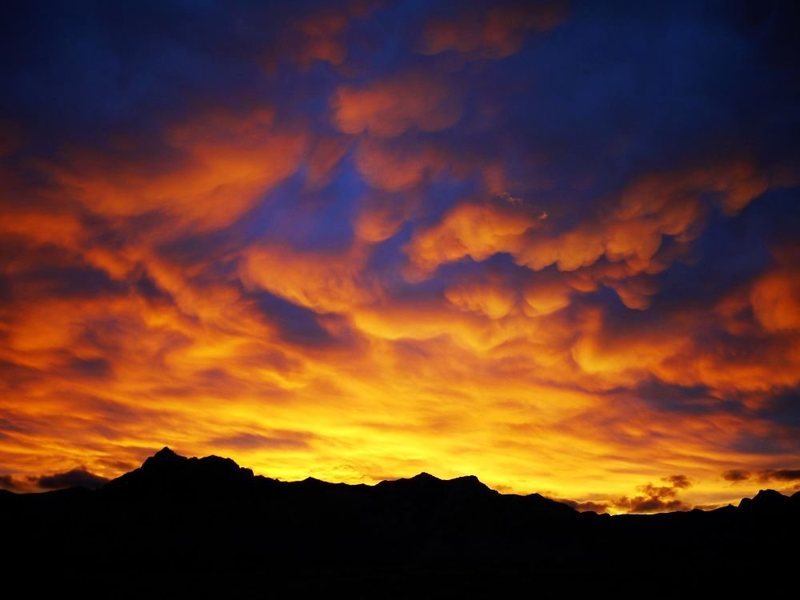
[0,0,799,510]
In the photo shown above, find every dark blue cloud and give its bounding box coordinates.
[756,387,800,429]
[628,378,739,416]
[250,289,339,347]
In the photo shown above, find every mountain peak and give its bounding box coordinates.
[105,447,254,495]
[142,446,187,470]
[411,472,440,482]
[4,449,800,586]
[375,472,493,497]
[738,489,789,511]
[154,446,178,459]
[753,489,785,501]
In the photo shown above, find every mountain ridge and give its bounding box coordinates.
[0,448,797,589]
[5,446,798,515]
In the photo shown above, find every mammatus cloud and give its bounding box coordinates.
[0,0,799,511]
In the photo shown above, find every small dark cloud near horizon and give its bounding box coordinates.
[0,474,22,492]
[612,475,692,514]
[564,499,610,513]
[759,469,800,482]
[35,468,109,490]
[723,469,751,482]
[665,474,691,489]
[722,467,800,485]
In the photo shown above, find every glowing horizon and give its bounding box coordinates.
[1,0,799,514]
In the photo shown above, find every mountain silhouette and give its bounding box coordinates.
[1,448,796,593]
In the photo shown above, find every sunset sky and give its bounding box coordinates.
[1,0,799,512]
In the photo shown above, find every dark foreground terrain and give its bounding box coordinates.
[1,448,797,595]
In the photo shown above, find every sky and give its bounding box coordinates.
[0,0,799,513]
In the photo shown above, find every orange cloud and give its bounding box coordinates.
[0,208,83,251]
[569,308,687,386]
[262,2,382,70]
[353,189,422,242]
[240,243,375,313]
[750,267,800,332]
[3,0,800,522]
[305,135,351,190]
[618,159,769,217]
[420,1,567,58]
[293,10,350,66]
[522,277,572,316]
[0,55,795,521]
[355,138,446,191]
[405,201,539,275]
[403,159,767,320]
[48,107,309,231]
[516,195,703,274]
[332,70,461,137]
[445,277,517,320]
[2,139,789,517]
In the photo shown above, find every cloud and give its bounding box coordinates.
[665,474,691,489]
[722,469,751,482]
[0,0,798,510]
[612,476,693,514]
[401,158,768,316]
[332,70,461,137]
[750,262,800,333]
[207,431,314,452]
[405,201,539,275]
[67,357,114,380]
[0,474,22,492]
[353,189,423,242]
[759,469,800,482]
[445,276,517,320]
[420,0,567,59]
[563,499,610,514]
[46,106,309,233]
[354,137,446,191]
[291,8,350,66]
[249,290,341,348]
[521,276,572,316]
[240,243,373,313]
[36,468,109,490]
[305,135,352,190]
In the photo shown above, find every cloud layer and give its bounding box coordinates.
[0,0,799,511]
